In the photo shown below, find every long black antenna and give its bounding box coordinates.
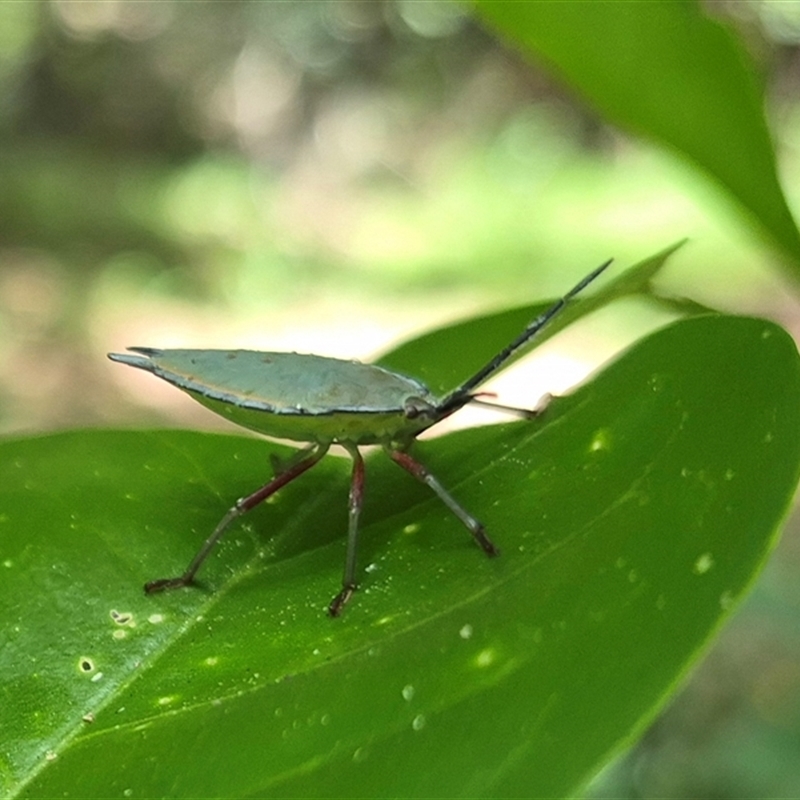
[437,259,612,413]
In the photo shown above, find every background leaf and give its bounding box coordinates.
[378,241,685,396]
[474,0,800,271]
[3,314,799,798]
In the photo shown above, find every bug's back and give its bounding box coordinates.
[109,348,437,445]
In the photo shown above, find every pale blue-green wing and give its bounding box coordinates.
[109,349,433,414]
[108,348,436,445]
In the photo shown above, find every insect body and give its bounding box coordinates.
[109,260,611,615]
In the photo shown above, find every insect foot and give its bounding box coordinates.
[144,576,194,594]
[329,584,357,617]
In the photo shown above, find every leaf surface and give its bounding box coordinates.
[2,315,799,798]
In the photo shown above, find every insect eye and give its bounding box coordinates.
[404,397,433,420]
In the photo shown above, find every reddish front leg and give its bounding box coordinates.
[145,444,329,594]
[328,444,365,617]
[387,448,499,557]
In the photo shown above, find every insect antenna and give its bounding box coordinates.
[436,259,612,415]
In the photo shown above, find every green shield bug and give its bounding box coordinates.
[109,260,611,615]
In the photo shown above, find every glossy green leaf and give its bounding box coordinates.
[2,315,799,798]
[474,1,800,269]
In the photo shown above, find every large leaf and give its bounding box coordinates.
[2,314,799,798]
[474,1,800,271]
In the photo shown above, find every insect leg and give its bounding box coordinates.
[145,443,329,594]
[387,448,499,557]
[268,443,322,477]
[329,443,365,617]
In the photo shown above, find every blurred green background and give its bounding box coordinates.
[1,1,799,796]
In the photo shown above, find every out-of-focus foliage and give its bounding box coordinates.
[477,0,800,268]
[1,1,798,434]
[1,1,799,431]
[2,2,800,798]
